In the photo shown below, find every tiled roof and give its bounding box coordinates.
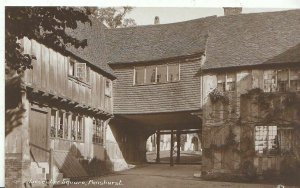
[104,16,216,64]
[65,17,116,78]
[263,43,300,65]
[203,9,300,70]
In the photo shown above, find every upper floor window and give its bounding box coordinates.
[290,69,300,91]
[135,67,145,85]
[69,58,90,83]
[217,73,236,92]
[277,69,288,92]
[263,68,300,92]
[157,65,167,83]
[168,64,180,82]
[134,63,180,85]
[217,74,226,92]
[105,79,112,97]
[146,66,156,84]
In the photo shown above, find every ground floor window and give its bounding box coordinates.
[255,126,293,155]
[93,119,104,144]
[278,128,293,154]
[50,110,83,142]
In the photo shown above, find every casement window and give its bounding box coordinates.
[57,111,64,138]
[227,73,236,91]
[68,114,83,142]
[64,113,69,139]
[50,110,69,139]
[146,66,156,84]
[68,58,90,83]
[105,79,112,97]
[69,59,75,76]
[50,110,57,138]
[263,70,277,92]
[77,116,83,141]
[135,67,145,85]
[277,69,288,92]
[278,128,293,153]
[168,64,180,82]
[93,119,104,144]
[217,74,226,92]
[255,126,293,155]
[264,68,300,92]
[255,126,278,155]
[290,69,300,91]
[71,115,76,140]
[156,65,167,83]
[217,73,236,92]
[134,63,180,85]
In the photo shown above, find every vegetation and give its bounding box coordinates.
[92,7,136,28]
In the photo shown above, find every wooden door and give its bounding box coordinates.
[29,108,48,162]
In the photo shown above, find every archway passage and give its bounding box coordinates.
[109,110,202,166]
[146,129,202,165]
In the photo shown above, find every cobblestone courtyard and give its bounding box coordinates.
[54,164,296,188]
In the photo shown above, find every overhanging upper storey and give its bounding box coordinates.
[104,16,216,114]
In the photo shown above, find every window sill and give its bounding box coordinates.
[133,80,180,86]
[92,142,104,146]
[68,75,91,88]
[50,137,84,143]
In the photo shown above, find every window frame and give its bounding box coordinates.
[254,125,279,156]
[50,111,84,142]
[105,79,112,97]
[216,73,236,92]
[133,63,180,86]
[263,68,300,92]
[254,125,294,156]
[93,119,104,144]
[68,57,91,85]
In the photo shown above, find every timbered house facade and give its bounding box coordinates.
[5,17,123,187]
[200,9,300,177]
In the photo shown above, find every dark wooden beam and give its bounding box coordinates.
[170,130,174,167]
[160,129,201,135]
[176,130,181,163]
[156,131,160,163]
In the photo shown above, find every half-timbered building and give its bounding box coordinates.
[200,9,300,177]
[5,7,300,187]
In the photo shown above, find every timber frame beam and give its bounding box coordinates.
[25,84,113,119]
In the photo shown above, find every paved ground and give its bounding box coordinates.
[54,164,296,188]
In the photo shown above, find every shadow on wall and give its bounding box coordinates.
[5,70,24,137]
[56,144,114,179]
[108,118,155,164]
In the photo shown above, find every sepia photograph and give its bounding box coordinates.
[3,1,300,188]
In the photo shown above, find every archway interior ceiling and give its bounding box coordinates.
[116,111,202,131]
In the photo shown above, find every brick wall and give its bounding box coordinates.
[5,154,30,188]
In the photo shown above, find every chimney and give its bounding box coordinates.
[223,7,242,16]
[154,16,160,25]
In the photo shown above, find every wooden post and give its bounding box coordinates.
[176,130,181,163]
[156,131,160,163]
[170,130,174,166]
[49,148,54,188]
